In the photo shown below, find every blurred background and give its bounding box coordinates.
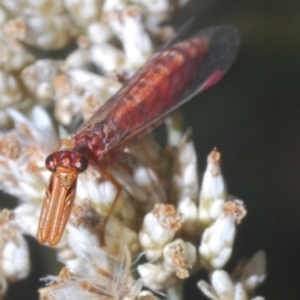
[181,0,300,299]
[2,0,300,299]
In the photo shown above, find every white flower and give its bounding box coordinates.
[0,70,22,105]
[40,203,141,300]
[67,201,139,256]
[0,0,65,16]
[0,107,58,241]
[172,130,199,203]
[172,130,200,240]
[0,32,35,73]
[0,1,265,299]
[87,22,113,45]
[198,149,227,230]
[4,15,78,50]
[199,200,246,270]
[108,6,153,71]
[232,250,267,295]
[90,43,126,73]
[21,59,64,102]
[63,0,103,28]
[137,263,177,291]
[139,204,184,260]
[163,238,197,279]
[198,262,266,300]
[0,209,31,297]
[53,69,122,125]
[0,107,56,198]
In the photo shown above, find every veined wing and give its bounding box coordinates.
[78,25,239,148]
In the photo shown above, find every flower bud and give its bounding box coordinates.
[139,204,183,260]
[198,149,227,230]
[163,238,197,279]
[199,200,246,270]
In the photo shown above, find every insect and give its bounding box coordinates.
[36,25,239,247]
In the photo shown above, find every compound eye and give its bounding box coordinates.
[77,155,88,173]
[45,154,56,172]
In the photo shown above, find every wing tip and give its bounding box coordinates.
[199,25,240,72]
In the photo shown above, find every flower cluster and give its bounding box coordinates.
[0,0,180,129]
[0,0,266,299]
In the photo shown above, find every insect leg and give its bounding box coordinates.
[100,171,123,247]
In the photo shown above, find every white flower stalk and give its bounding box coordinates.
[232,250,267,296]
[87,22,113,45]
[90,42,126,74]
[65,39,92,70]
[198,270,237,300]
[136,0,188,26]
[198,148,228,230]
[163,238,197,279]
[21,59,64,102]
[137,263,177,291]
[0,0,65,16]
[0,209,31,297]
[101,0,182,73]
[4,15,77,50]
[53,69,122,125]
[172,130,199,202]
[0,33,35,73]
[132,0,187,37]
[199,200,247,270]
[198,270,235,300]
[177,197,199,242]
[171,130,200,240]
[108,6,153,71]
[139,204,184,260]
[63,0,103,28]
[198,269,266,300]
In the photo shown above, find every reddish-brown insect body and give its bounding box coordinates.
[37,25,239,247]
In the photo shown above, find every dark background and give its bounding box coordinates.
[182,0,300,299]
[3,0,300,299]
